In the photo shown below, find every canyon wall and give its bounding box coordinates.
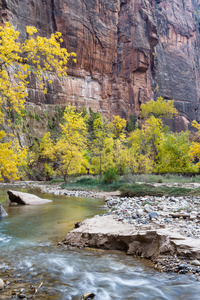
[1,0,200,130]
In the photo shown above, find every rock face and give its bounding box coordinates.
[7,190,52,205]
[63,215,200,261]
[1,0,200,130]
[0,203,8,217]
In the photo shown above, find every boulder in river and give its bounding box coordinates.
[7,190,52,206]
[0,203,8,217]
[80,293,96,300]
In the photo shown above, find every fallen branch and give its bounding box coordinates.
[4,280,12,288]
[30,282,43,299]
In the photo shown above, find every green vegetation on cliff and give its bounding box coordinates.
[2,25,200,183]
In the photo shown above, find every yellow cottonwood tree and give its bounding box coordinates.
[189,121,200,170]
[0,131,27,181]
[0,22,75,122]
[109,115,126,139]
[28,132,55,180]
[125,97,178,174]
[140,97,177,120]
[142,115,165,161]
[156,132,197,173]
[0,22,75,181]
[112,136,130,175]
[53,105,87,182]
[127,129,154,174]
[90,116,114,177]
[102,115,127,175]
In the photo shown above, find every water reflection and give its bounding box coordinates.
[0,186,104,242]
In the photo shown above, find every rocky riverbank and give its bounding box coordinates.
[63,194,200,278]
[0,181,121,199]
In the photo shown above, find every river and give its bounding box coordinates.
[0,185,200,299]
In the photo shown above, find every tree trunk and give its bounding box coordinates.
[64,174,68,184]
[100,153,102,178]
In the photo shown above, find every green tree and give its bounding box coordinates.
[126,114,135,132]
[156,132,197,173]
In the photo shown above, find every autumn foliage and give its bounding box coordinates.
[28,98,200,182]
[1,23,200,182]
[0,23,75,181]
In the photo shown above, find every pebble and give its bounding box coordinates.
[104,194,200,240]
[149,212,159,220]
[0,278,5,289]
[102,191,200,277]
[191,260,200,266]
[136,209,144,217]
[144,204,153,213]
[18,294,27,299]
[132,213,138,219]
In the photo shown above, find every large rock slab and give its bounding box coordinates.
[0,203,8,217]
[63,215,200,261]
[7,190,52,206]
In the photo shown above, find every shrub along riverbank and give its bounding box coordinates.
[58,174,200,197]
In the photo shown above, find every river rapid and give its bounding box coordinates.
[1,185,200,299]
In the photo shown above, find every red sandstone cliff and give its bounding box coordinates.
[1,0,200,130]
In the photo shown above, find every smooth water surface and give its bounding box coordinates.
[0,185,200,299]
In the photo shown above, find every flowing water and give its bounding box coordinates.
[1,185,200,299]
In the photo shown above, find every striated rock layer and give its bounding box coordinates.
[63,215,200,261]
[1,0,200,130]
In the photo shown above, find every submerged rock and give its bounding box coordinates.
[0,203,8,217]
[80,293,96,300]
[7,190,52,206]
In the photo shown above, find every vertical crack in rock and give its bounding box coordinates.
[83,0,105,50]
[51,0,57,32]
[1,0,7,10]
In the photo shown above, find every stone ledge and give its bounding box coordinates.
[63,215,200,262]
